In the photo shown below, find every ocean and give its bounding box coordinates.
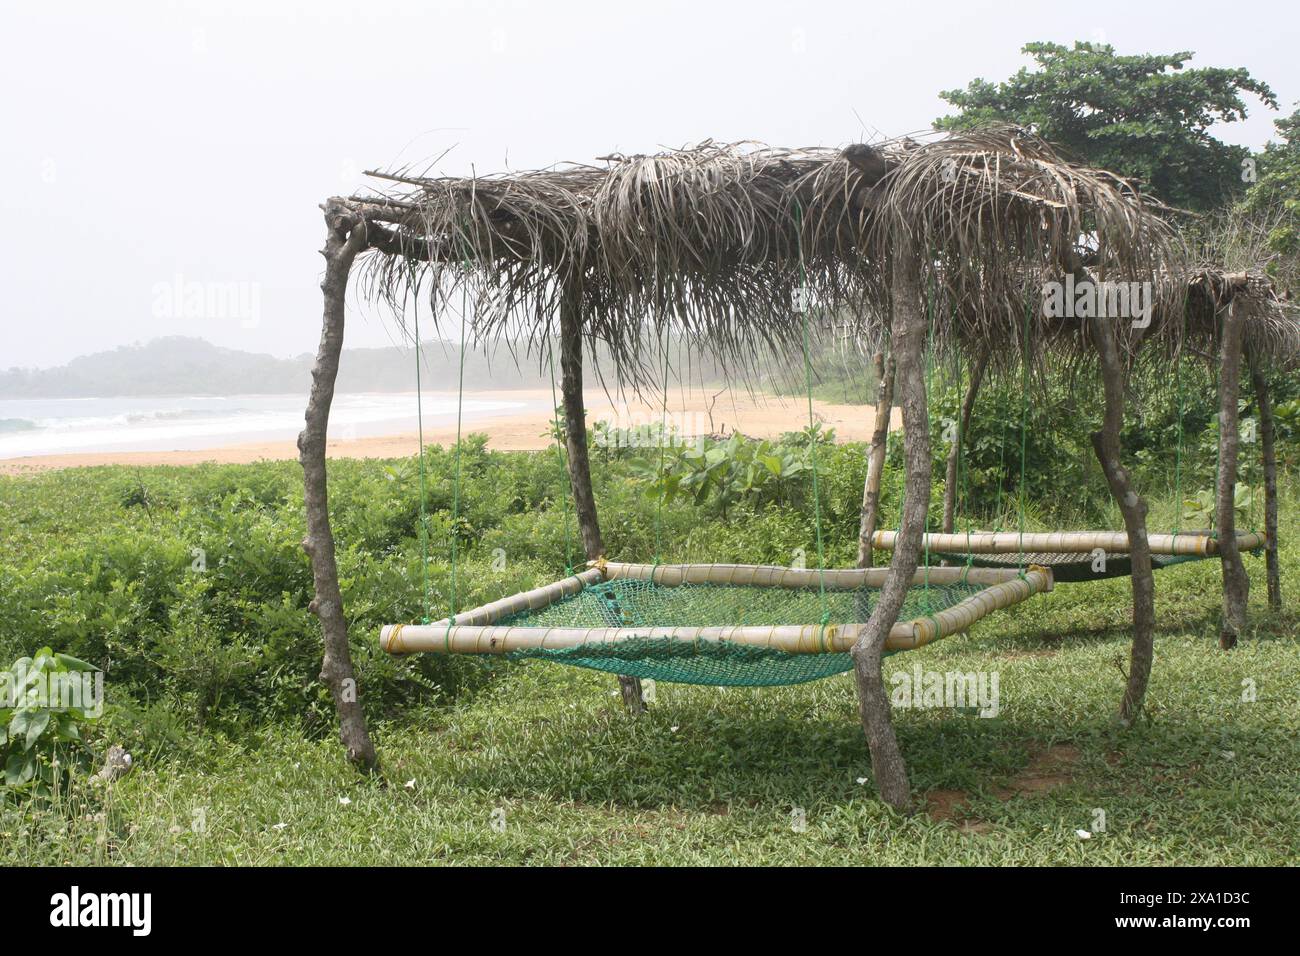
[0,392,534,459]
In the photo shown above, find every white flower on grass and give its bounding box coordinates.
[271,823,288,831]
[670,725,680,733]
[856,777,868,785]
[404,779,416,790]
[338,796,352,806]
[1075,829,1092,840]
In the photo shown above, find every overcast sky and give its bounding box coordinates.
[2,0,1296,369]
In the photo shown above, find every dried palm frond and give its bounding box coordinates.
[339,126,1294,388]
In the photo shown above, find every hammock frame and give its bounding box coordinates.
[380,561,1054,658]
[872,530,1265,558]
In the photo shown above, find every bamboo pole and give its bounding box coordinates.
[379,568,604,651]
[872,529,1264,557]
[379,568,1052,656]
[380,562,1047,653]
[601,560,1042,589]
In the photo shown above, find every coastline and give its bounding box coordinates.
[0,387,898,475]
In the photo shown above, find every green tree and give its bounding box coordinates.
[937,42,1276,212]
[1243,107,1300,274]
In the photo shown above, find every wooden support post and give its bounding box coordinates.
[559,287,646,713]
[1216,303,1250,648]
[299,200,378,771]
[857,351,895,568]
[1088,311,1156,726]
[851,249,928,812]
[1249,353,1282,611]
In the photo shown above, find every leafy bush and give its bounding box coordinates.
[0,365,1292,761]
[1181,485,1256,528]
[629,425,832,518]
[2,648,100,798]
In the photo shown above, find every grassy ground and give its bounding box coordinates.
[4,509,1296,865]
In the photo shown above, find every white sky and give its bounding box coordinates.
[2,0,1296,369]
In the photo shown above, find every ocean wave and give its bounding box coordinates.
[0,392,537,458]
[124,408,253,424]
[20,407,257,431]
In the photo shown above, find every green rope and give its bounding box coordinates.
[993,358,1010,532]
[547,349,576,575]
[793,204,829,627]
[924,280,934,565]
[448,281,469,625]
[1173,318,1186,540]
[1017,290,1032,572]
[1211,309,1222,535]
[653,326,671,563]
[920,269,937,607]
[956,341,975,566]
[410,265,432,625]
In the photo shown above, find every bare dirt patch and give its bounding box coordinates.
[925,789,970,822]
[993,743,1080,799]
[925,742,1082,830]
[924,789,996,834]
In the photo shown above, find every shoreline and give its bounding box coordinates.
[0,388,897,476]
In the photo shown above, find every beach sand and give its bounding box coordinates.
[0,387,897,475]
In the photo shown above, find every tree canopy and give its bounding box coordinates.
[936,42,1277,212]
[1244,107,1300,281]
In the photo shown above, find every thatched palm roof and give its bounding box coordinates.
[339,126,1298,380]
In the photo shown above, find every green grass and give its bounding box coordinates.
[1,444,1296,866]
[4,523,1297,865]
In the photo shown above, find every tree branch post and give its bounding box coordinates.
[299,200,378,771]
[1088,311,1156,726]
[1215,302,1250,648]
[1249,352,1282,611]
[559,286,645,713]
[857,351,896,568]
[851,249,929,812]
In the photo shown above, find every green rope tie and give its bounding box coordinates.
[794,203,829,621]
[409,262,432,626]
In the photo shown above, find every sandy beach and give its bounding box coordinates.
[0,388,897,476]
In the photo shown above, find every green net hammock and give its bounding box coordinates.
[381,562,1053,686]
